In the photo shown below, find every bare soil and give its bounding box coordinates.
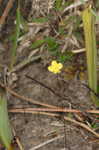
[7,60,99,150]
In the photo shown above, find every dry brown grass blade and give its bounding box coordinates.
[9,107,99,114]
[12,128,24,150]
[0,0,15,27]
[1,81,99,115]
[9,109,99,139]
[29,135,64,150]
[64,116,99,138]
[63,0,89,14]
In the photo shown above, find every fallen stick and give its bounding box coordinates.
[0,82,58,109]
[9,107,99,115]
[29,135,64,150]
[8,110,99,138]
[1,81,99,115]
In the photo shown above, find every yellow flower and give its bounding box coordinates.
[48,60,63,74]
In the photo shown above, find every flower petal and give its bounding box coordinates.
[51,60,57,66]
[48,66,53,72]
[58,63,63,69]
[48,60,63,74]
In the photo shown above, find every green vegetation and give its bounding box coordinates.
[54,0,63,10]
[30,39,45,49]
[82,7,99,106]
[10,6,21,70]
[32,17,49,23]
[30,36,73,63]
[0,95,13,149]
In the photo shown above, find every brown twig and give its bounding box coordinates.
[2,81,99,138]
[64,116,99,138]
[0,0,15,27]
[9,109,99,138]
[29,135,64,150]
[12,128,24,150]
[9,107,99,114]
[1,81,99,115]
[0,82,58,108]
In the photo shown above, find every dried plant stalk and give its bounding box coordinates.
[82,7,99,106]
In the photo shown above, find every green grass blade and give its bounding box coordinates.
[82,7,99,106]
[32,17,48,23]
[30,39,45,49]
[55,0,62,10]
[45,37,59,51]
[10,6,21,70]
[80,0,86,4]
[0,95,13,149]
